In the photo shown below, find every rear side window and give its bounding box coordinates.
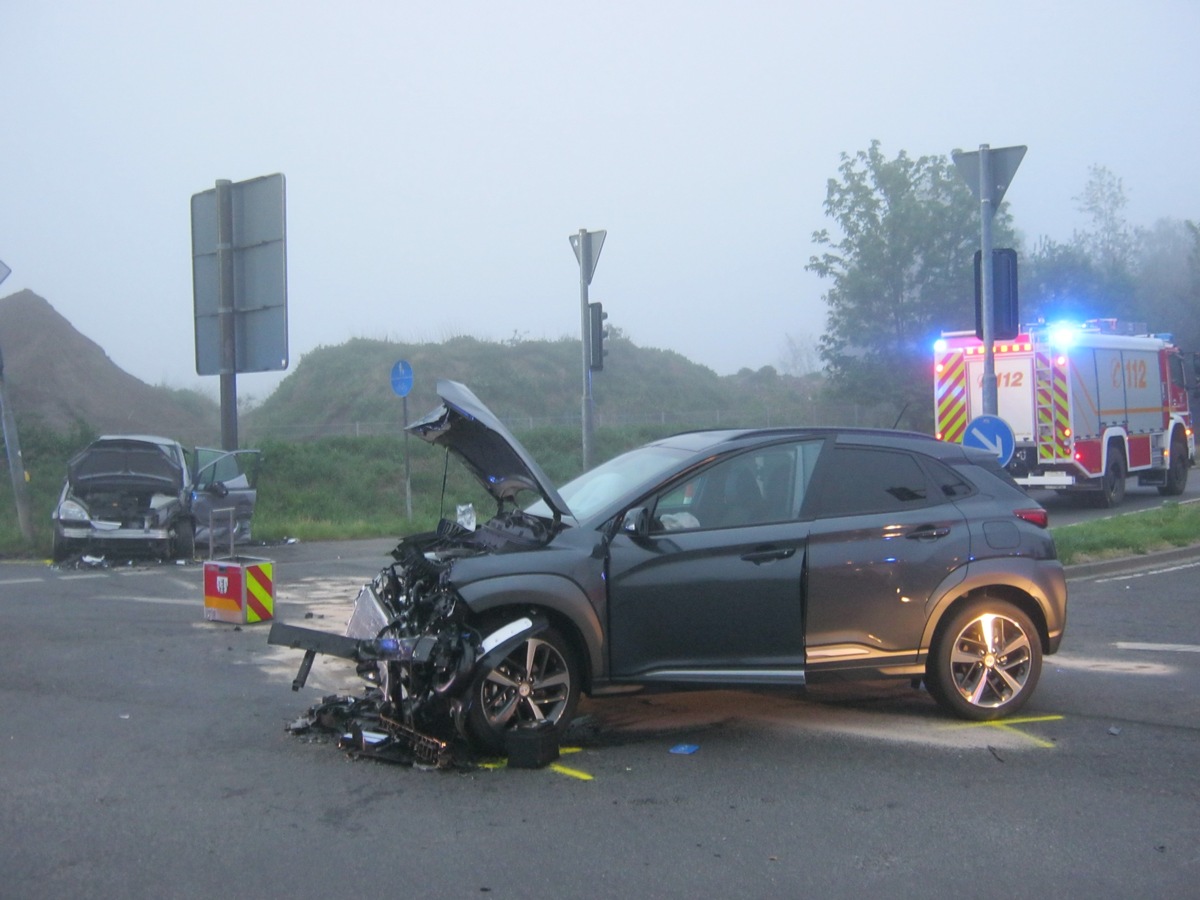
[924,457,975,499]
[812,447,934,517]
[952,451,1023,491]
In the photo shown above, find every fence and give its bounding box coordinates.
[242,402,915,442]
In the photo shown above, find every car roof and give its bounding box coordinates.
[651,426,955,458]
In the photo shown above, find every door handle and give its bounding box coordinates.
[741,547,797,564]
[906,526,951,541]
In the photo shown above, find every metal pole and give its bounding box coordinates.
[216,179,239,450]
[403,396,412,521]
[978,145,998,416]
[578,228,595,470]
[0,374,34,542]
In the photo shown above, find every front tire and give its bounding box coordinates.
[927,597,1042,721]
[52,531,76,563]
[465,624,580,755]
[172,518,196,561]
[1158,437,1189,496]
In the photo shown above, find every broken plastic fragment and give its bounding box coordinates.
[457,503,476,531]
[669,743,699,755]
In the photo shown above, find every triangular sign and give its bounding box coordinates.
[570,229,606,285]
[952,145,1027,209]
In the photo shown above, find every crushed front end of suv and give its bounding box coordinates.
[51,435,259,561]
[271,380,1067,761]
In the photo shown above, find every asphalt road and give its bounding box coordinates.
[1,539,1198,899]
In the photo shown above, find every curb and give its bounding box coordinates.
[1064,543,1200,580]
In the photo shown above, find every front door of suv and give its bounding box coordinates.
[605,441,822,678]
[802,443,971,675]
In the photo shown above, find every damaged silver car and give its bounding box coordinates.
[271,380,1067,759]
[51,435,259,561]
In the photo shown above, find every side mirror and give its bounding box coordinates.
[621,507,650,539]
[209,481,229,498]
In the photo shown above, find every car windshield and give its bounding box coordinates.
[525,444,692,521]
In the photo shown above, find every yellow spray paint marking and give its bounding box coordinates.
[477,746,594,780]
[548,763,594,781]
[941,714,1064,749]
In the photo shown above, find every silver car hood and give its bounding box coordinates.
[66,437,183,494]
[407,380,571,520]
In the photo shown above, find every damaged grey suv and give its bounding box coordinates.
[272,380,1067,757]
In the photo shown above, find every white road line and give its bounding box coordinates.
[1095,560,1200,583]
[1116,642,1200,654]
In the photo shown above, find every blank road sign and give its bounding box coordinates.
[192,173,288,375]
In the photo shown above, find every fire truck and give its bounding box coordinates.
[934,320,1196,506]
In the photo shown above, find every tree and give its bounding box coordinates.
[1073,164,1136,279]
[807,141,1016,430]
[778,332,820,377]
[1022,235,1108,323]
[1135,218,1200,351]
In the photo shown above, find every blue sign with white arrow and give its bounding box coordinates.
[390,360,414,397]
[962,415,1016,466]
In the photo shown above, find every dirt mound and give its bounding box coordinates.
[0,290,219,444]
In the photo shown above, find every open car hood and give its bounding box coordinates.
[407,380,571,520]
[67,437,184,494]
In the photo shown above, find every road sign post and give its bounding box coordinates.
[569,228,606,470]
[391,360,414,521]
[192,173,288,450]
[953,144,1025,417]
[0,259,34,542]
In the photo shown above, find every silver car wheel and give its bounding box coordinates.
[947,611,1035,709]
[478,635,573,730]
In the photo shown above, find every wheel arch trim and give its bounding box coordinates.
[456,572,604,688]
[920,558,1067,658]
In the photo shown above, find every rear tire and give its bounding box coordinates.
[927,596,1042,721]
[1092,446,1126,508]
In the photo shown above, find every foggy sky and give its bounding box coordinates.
[2,0,1198,399]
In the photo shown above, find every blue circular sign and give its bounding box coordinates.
[962,415,1016,467]
[390,360,414,398]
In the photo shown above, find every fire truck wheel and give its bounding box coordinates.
[1159,437,1189,496]
[1093,446,1127,508]
[927,596,1042,721]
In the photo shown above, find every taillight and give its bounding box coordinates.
[1015,508,1049,528]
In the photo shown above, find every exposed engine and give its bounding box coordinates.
[270,513,555,766]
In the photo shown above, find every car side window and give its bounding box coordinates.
[814,447,935,517]
[925,458,974,499]
[650,441,820,532]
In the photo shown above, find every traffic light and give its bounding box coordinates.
[588,302,608,371]
[974,248,1020,340]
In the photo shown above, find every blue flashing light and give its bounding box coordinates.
[1048,322,1080,350]
[933,338,948,354]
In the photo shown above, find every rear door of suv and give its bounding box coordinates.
[801,440,972,675]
